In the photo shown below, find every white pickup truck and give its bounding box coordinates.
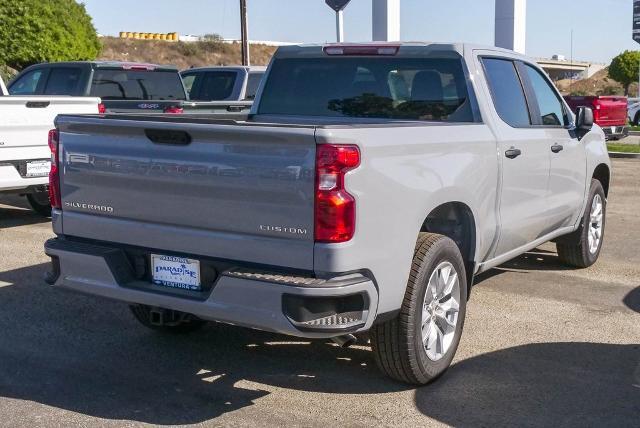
[0,76,99,215]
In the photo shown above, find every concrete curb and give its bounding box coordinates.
[629,131,640,137]
[609,152,640,159]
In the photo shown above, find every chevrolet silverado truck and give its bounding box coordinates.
[0,76,100,215]
[44,43,610,385]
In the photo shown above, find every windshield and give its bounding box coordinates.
[258,57,475,122]
[90,70,186,100]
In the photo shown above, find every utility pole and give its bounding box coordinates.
[570,29,574,92]
[240,0,250,66]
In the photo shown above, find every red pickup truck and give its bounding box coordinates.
[564,96,628,140]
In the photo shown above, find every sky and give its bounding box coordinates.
[79,0,638,64]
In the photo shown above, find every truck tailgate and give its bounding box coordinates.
[595,96,627,126]
[0,97,99,161]
[56,115,317,270]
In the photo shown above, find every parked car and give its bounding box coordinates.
[564,95,628,140]
[8,61,187,114]
[628,100,640,125]
[0,76,99,215]
[44,43,610,385]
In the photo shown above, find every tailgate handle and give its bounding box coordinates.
[145,129,192,145]
[25,101,50,108]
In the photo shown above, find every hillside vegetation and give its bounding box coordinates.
[98,37,277,70]
[555,68,632,97]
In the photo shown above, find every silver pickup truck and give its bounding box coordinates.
[44,43,610,385]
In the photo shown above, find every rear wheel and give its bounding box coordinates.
[370,233,467,385]
[557,179,606,268]
[634,112,640,126]
[130,304,207,334]
[26,191,51,217]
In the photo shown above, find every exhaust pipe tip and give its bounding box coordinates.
[331,334,357,348]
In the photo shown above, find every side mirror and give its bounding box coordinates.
[576,106,594,134]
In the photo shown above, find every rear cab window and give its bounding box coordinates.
[183,71,239,101]
[90,69,186,100]
[257,52,478,123]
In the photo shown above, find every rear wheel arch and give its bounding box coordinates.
[592,164,610,197]
[420,202,477,291]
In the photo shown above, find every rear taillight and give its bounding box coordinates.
[592,100,601,122]
[98,103,106,114]
[315,144,360,243]
[48,129,61,209]
[164,106,184,114]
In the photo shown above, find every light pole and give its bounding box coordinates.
[240,0,250,66]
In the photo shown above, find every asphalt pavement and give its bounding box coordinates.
[0,159,638,427]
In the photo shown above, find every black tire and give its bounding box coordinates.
[129,304,207,334]
[557,179,606,268]
[370,233,468,385]
[26,192,51,217]
[634,112,640,127]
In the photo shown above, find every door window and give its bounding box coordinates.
[44,68,82,95]
[524,64,567,126]
[482,58,531,127]
[9,69,44,95]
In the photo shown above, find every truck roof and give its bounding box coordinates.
[181,65,267,73]
[19,61,179,72]
[273,41,528,61]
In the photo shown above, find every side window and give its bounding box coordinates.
[181,74,196,98]
[245,72,263,100]
[524,64,567,126]
[9,69,44,95]
[44,68,82,95]
[482,58,531,127]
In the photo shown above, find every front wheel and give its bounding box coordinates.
[557,179,606,268]
[370,233,468,385]
[26,191,51,217]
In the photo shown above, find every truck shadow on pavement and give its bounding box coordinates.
[0,196,50,229]
[415,342,640,427]
[1,262,637,425]
[473,248,571,285]
[624,286,640,313]
[0,263,406,425]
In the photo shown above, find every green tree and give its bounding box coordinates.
[0,0,101,71]
[608,50,640,96]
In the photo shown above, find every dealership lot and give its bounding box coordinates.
[0,159,637,427]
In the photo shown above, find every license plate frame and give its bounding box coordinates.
[151,254,201,291]
[25,160,51,178]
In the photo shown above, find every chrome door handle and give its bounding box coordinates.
[551,144,564,153]
[505,147,522,159]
